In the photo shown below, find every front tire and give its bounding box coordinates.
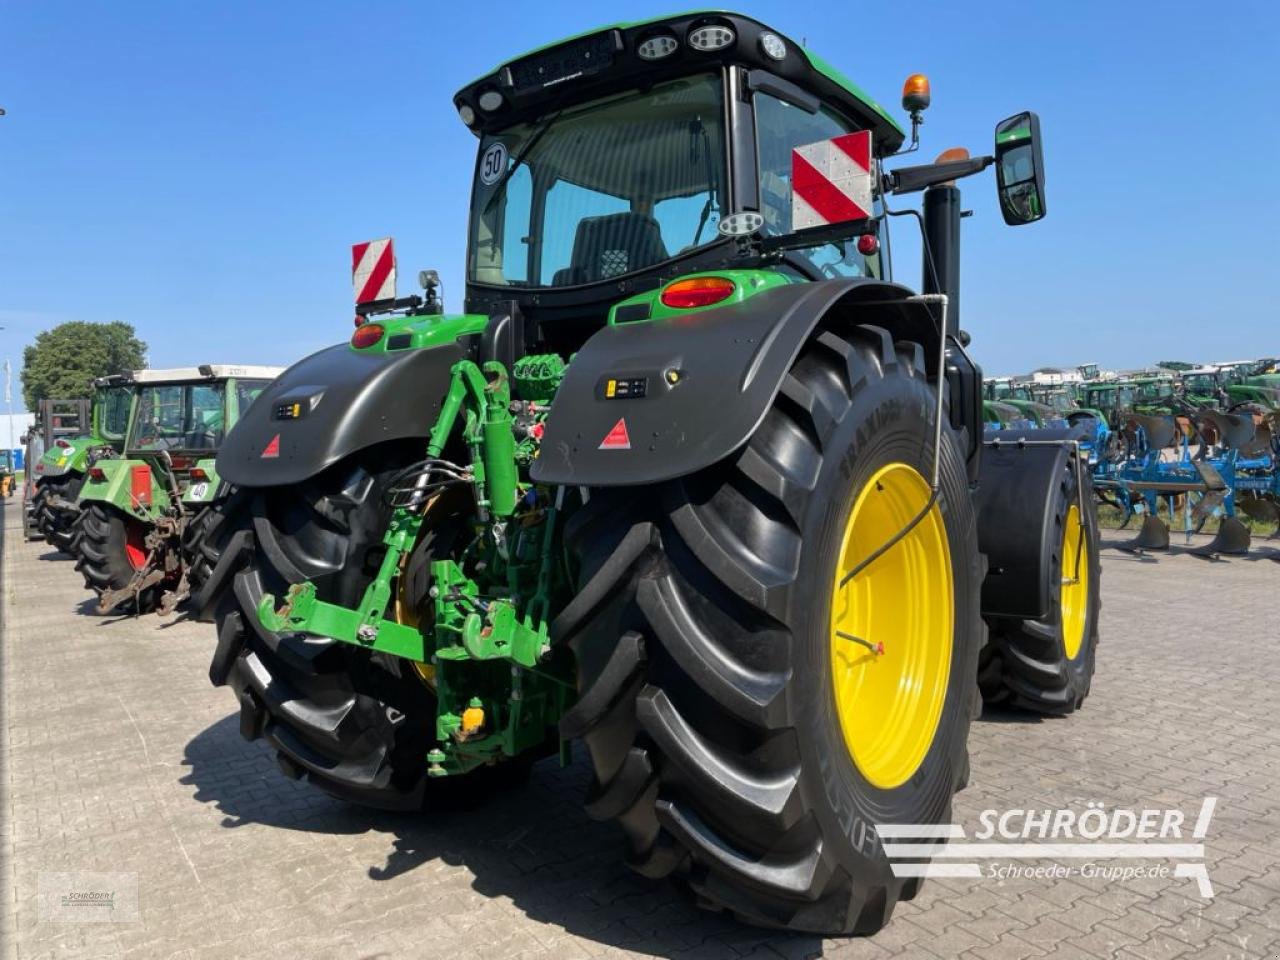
[555,324,983,934]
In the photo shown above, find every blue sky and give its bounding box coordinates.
[2,0,1277,410]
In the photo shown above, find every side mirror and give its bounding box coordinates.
[994,111,1046,225]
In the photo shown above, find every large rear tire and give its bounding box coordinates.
[183,496,246,622]
[553,324,983,934]
[206,448,530,810]
[73,503,161,612]
[33,473,85,553]
[978,460,1101,714]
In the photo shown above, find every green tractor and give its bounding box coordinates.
[73,365,281,615]
[28,386,132,551]
[1223,366,1280,414]
[1177,367,1229,409]
[202,13,1100,935]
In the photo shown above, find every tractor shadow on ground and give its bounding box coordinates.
[181,714,827,958]
[977,704,1050,725]
[38,549,73,562]
[73,595,138,623]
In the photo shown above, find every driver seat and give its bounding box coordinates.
[553,213,668,286]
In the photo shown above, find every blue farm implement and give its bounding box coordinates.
[1095,409,1279,559]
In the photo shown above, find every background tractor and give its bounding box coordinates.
[27,390,128,551]
[199,13,1100,935]
[72,365,280,614]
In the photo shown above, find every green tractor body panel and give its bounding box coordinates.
[349,312,489,355]
[76,457,173,520]
[181,459,222,506]
[607,268,794,324]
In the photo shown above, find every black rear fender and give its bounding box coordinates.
[975,426,1089,620]
[531,278,976,487]
[217,341,465,487]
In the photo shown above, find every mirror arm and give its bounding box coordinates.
[886,155,993,195]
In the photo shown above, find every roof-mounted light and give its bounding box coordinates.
[688,24,735,52]
[478,90,504,112]
[902,74,931,114]
[637,34,678,60]
[457,103,476,126]
[759,32,786,61]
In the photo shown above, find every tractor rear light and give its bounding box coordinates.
[637,35,678,60]
[457,103,476,126]
[478,90,504,112]
[55,438,71,449]
[190,467,209,482]
[857,233,880,256]
[661,276,735,309]
[131,465,151,507]
[688,24,735,52]
[88,467,107,482]
[350,323,385,349]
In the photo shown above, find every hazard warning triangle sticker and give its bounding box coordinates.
[598,418,631,450]
[261,434,281,458]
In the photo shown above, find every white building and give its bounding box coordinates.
[1029,366,1085,386]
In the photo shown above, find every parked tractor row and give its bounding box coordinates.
[19,12,1109,936]
[22,365,282,613]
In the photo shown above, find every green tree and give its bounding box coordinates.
[21,321,147,409]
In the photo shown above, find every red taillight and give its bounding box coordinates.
[857,233,880,256]
[89,467,107,482]
[351,322,385,349]
[190,467,209,482]
[55,438,71,449]
[660,276,736,309]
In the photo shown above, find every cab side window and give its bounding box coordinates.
[755,93,879,279]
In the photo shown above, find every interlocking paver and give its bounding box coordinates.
[4,505,1280,960]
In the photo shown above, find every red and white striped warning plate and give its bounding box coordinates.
[791,130,873,231]
[352,237,396,304]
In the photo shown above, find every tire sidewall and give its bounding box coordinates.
[789,363,979,881]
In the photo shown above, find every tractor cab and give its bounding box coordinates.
[442,11,1044,353]
[124,366,275,466]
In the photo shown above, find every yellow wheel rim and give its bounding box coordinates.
[830,462,953,790]
[1060,504,1089,661]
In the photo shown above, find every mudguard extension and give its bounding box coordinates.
[218,341,465,487]
[532,278,930,486]
[974,427,1084,621]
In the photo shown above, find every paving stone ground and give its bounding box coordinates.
[2,499,1278,960]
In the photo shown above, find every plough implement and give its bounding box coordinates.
[1095,408,1279,558]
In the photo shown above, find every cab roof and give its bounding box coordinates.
[455,11,905,155]
[126,365,284,384]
